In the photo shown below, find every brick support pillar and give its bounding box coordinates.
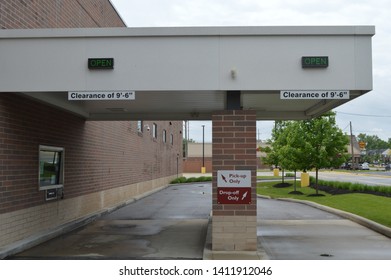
[212,110,257,251]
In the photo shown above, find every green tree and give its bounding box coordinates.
[357,134,388,150]
[277,121,311,192]
[263,121,289,183]
[300,112,349,194]
[267,112,349,195]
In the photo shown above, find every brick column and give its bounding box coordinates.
[212,110,257,251]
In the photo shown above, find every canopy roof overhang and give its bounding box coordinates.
[0,26,375,120]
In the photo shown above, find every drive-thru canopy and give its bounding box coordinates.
[0,25,375,252]
[0,26,374,120]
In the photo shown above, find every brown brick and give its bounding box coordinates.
[213,210,235,216]
[223,115,246,121]
[213,143,234,149]
[235,210,257,216]
[0,0,126,29]
[0,89,182,213]
[213,132,234,138]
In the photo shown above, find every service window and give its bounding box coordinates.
[39,145,64,190]
[152,123,157,139]
[163,129,167,143]
[137,120,143,132]
[170,134,174,145]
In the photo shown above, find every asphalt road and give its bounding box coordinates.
[312,170,391,186]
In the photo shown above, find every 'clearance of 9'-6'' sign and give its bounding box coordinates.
[217,170,251,204]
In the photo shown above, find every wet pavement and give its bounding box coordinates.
[8,181,391,260]
[258,198,391,260]
[10,183,212,259]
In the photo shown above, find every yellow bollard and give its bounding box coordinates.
[301,172,309,187]
[201,167,206,174]
[273,168,279,177]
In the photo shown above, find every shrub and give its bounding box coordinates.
[170,177,187,184]
[186,177,198,182]
[310,176,391,195]
[198,176,212,182]
[170,176,212,184]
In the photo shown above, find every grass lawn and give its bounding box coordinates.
[257,180,391,228]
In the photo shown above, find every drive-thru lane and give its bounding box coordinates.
[10,183,212,259]
[9,182,391,260]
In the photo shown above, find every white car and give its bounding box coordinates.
[361,162,370,170]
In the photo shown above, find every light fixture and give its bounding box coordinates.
[231,68,237,79]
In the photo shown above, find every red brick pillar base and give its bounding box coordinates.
[212,110,257,251]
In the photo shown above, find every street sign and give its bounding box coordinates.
[217,187,251,204]
[217,170,251,187]
[217,170,251,204]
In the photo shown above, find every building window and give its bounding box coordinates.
[39,145,64,190]
[170,134,174,145]
[153,123,157,139]
[137,120,143,132]
[163,129,167,143]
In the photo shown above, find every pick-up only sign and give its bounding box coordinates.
[217,170,251,204]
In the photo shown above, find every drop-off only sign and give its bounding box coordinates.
[217,170,251,204]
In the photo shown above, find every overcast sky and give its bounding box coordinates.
[111,0,391,143]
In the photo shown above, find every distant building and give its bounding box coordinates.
[382,149,391,162]
[183,143,212,173]
[183,140,271,172]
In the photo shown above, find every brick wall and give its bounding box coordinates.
[0,93,182,214]
[0,0,125,29]
[183,157,212,173]
[211,110,257,251]
[0,1,184,252]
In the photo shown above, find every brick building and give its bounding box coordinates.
[183,143,212,173]
[0,0,182,256]
[0,7,375,255]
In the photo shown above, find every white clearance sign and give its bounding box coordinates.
[280,90,349,100]
[68,91,135,100]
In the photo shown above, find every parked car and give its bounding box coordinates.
[361,162,370,170]
[385,164,391,171]
[340,163,351,169]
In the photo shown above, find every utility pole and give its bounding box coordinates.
[184,120,188,158]
[350,121,355,169]
[201,125,205,174]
